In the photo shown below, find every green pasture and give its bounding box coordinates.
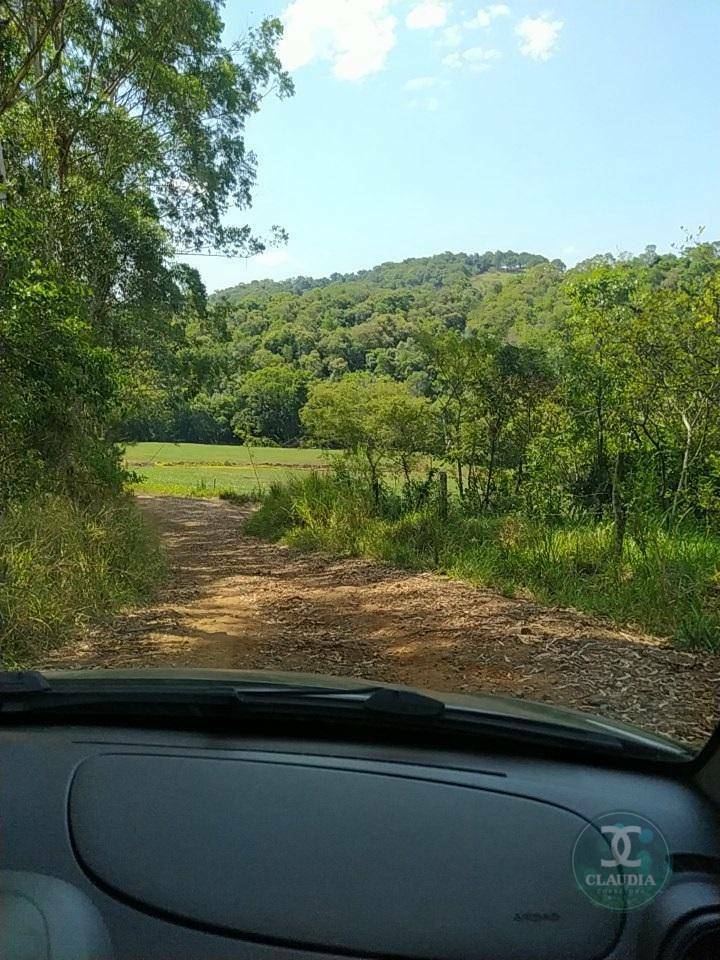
[124,442,332,497]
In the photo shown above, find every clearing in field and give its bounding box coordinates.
[124,442,332,497]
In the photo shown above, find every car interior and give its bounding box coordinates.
[2,668,720,960]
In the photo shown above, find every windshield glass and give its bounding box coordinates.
[2,0,718,756]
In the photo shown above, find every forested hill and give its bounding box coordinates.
[212,250,558,301]
[118,240,720,448]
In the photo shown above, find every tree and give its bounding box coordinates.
[301,373,435,498]
[0,0,293,497]
[233,366,307,444]
[0,207,117,504]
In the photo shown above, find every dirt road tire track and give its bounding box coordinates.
[37,496,720,746]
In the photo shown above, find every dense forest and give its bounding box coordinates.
[127,242,720,553]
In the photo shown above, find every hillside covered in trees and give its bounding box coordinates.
[211,249,556,300]
[126,242,720,477]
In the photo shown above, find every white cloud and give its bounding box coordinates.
[406,0,449,30]
[403,75,438,90]
[278,0,397,81]
[439,24,463,46]
[465,4,510,28]
[407,95,442,111]
[443,45,501,71]
[516,14,563,61]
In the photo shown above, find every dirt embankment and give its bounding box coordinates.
[37,496,720,746]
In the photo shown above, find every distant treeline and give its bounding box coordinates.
[211,250,558,300]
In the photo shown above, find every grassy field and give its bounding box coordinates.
[124,442,332,497]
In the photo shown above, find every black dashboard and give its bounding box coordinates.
[2,720,720,959]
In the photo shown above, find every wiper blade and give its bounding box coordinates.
[0,672,681,761]
[0,671,51,698]
[236,685,445,717]
[0,673,444,718]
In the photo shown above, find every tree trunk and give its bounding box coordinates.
[0,140,6,206]
[483,430,498,510]
[514,457,524,494]
[670,412,693,524]
[612,451,628,560]
[438,470,448,521]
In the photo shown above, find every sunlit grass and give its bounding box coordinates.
[124,443,334,497]
[247,473,720,650]
[124,441,331,466]
[0,494,164,666]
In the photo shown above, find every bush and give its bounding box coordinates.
[246,473,720,649]
[217,489,256,505]
[0,493,164,666]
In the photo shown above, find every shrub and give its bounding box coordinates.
[0,493,164,666]
[246,472,720,650]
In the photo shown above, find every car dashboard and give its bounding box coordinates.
[2,720,720,960]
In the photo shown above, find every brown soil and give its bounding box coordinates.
[37,496,720,747]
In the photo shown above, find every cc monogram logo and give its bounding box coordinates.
[599,825,642,868]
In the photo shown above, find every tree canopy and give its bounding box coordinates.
[0,0,291,505]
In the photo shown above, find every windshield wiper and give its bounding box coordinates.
[0,671,444,717]
[0,671,685,761]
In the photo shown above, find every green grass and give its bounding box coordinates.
[124,442,333,497]
[125,441,330,467]
[246,473,720,650]
[0,493,164,666]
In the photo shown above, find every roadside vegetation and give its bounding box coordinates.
[244,256,720,650]
[0,1,291,663]
[248,472,720,649]
[0,495,165,667]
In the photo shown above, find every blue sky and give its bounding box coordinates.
[180,1,720,292]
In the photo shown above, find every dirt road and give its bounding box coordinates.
[38,496,720,746]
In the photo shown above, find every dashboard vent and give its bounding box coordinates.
[664,915,720,960]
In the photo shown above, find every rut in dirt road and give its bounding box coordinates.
[38,496,720,746]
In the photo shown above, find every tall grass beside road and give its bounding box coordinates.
[0,494,164,666]
[247,472,720,650]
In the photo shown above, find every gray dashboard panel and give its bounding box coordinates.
[2,725,719,960]
[69,752,621,960]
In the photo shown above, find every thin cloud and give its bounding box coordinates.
[465,4,510,29]
[406,0,450,30]
[407,95,442,111]
[443,45,501,72]
[404,76,439,90]
[516,14,563,61]
[439,24,463,46]
[278,0,398,81]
